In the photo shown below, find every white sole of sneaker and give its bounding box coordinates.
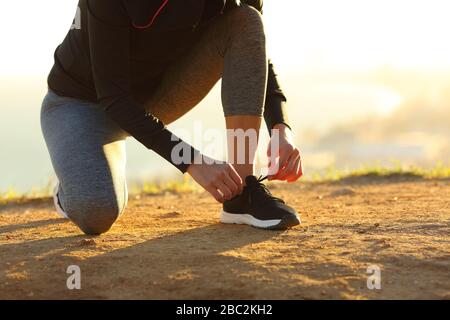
[220,210,283,229]
[52,182,69,219]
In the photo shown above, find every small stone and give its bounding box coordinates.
[328,187,357,197]
[159,211,181,219]
[78,239,96,246]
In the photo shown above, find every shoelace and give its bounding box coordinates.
[247,175,285,204]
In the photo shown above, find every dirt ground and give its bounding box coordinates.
[0,177,449,300]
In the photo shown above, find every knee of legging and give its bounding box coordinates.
[63,195,126,235]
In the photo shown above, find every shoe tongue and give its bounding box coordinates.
[245,175,259,186]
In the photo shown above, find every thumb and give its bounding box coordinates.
[267,157,280,177]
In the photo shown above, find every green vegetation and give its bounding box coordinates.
[307,162,450,182]
[1,163,449,204]
[129,175,200,195]
[0,176,200,205]
[0,183,53,205]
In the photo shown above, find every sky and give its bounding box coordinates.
[1,0,450,191]
[1,0,450,75]
[265,0,450,72]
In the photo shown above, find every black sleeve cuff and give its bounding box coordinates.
[263,95,291,133]
[263,61,291,133]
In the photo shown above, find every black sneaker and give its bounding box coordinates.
[221,175,301,230]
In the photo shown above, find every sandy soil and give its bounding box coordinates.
[0,177,449,300]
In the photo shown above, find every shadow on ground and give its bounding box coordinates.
[1,178,449,299]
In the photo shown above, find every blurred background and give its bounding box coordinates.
[0,0,449,193]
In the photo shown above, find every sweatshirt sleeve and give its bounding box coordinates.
[263,61,290,132]
[86,0,198,173]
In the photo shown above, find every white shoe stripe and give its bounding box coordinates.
[53,181,69,219]
[220,210,282,228]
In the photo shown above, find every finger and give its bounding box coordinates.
[223,173,240,197]
[279,153,301,180]
[227,165,243,194]
[267,148,280,178]
[208,187,224,203]
[284,156,301,181]
[270,150,291,180]
[287,158,303,182]
[267,157,280,178]
[214,181,233,200]
[268,151,285,179]
[287,170,303,182]
[277,152,300,180]
[276,149,300,180]
[267,140,279,157]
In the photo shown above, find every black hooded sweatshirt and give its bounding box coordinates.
[47,0,290,173]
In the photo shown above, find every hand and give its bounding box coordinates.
[267,124,303,182]
[187,154,243,203]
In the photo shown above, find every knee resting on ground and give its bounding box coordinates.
[64,197,125,235]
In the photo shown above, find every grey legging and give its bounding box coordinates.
[41,5,267,235]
